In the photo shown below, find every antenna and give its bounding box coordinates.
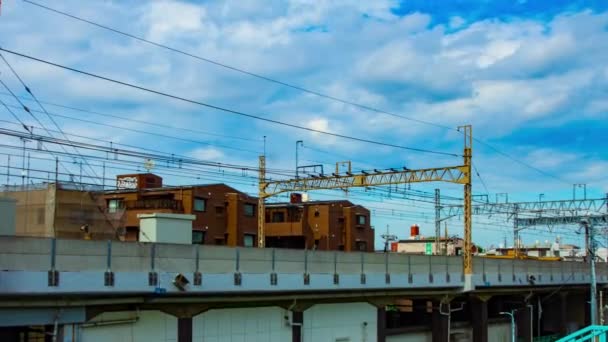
[381,224,398,253]
[144,159,155,172]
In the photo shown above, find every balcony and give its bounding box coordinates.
[123,199,184,211]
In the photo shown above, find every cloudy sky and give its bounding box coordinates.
[0,0,607,248]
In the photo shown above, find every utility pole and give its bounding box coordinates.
[257,155,266,248]
[513,204,520,257]
[102,161,105,190]
[295,140,303,178]
[435,188,441,255]
[20,137,30,189]
[6,155,10,189]
[582,218,598,325]
[573,184,587,200]
[54,157,58,184]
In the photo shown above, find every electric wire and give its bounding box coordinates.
[0,52,102,183]
[0,47,460,158]
[0,91,262,143]
[21,0,574,184]
[0,103,260,154]
[0,77,94,182]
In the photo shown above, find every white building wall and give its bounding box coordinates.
[387,322,510,342]
[193,306,291,342]
[81,311,177,342]
[488,322,510,342]
[387,332,430,342]
[303,302,377,342]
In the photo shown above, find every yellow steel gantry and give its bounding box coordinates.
[257,125,474,278]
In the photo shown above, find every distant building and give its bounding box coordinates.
[392,237,466,256]
[102,174,259,247]
[264,196,374,252]
[2,182,117,240]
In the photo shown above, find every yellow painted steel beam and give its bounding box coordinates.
[260,165,469,198]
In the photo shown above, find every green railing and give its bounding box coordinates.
[556,325,608,342]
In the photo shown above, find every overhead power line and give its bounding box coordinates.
[0,103,260,155]
[22,0,572,184]
[0,47,459,158]
[22,0,453,131]
[0,52,101,184]
[0,91,262,143]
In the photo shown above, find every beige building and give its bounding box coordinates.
[2,183,117,240]
[392,237,466,256]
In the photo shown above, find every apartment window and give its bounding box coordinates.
[356,215,367,225]
[107,199,123,213]
[243,234,255,247]
[37,208,45,224]
[192,231,205,244]
[194,198,206,212]
[356,241,367,251]
[244,203,255,217]
[272,212,285,223]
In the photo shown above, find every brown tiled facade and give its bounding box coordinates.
[102,174,258,247]
[264,200,375,252]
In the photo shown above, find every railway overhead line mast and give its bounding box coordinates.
[257,125,476,288]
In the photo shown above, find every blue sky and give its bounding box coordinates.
[0,0,607,249]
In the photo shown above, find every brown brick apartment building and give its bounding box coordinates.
[102,174,259,247]
[264,196,375,252]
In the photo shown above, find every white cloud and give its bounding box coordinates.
[189,147,225,161]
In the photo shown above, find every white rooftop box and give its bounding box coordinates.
[137,213,195,244]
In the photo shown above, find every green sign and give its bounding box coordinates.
[425,242,432,255]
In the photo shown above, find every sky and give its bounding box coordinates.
[0,0,607,249]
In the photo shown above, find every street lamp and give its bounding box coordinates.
[499,311,516,342]
[295,140,303,178]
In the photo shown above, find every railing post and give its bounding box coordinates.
[408,255,413,283]
[303,250,310,285]
[512,258,516,283]
[48,238,59,287]
[482,257,487,283]
[148,244,158,286]
[385,252,390,284]
[270,248,277,286]
[497,260,502,283]
[193,246,202,286]
[104,240,114,286]
[428,255,433,283]
[360,252,366,285]
[445,255,450,283]
[234,248,242,286]
[333,251,339,285]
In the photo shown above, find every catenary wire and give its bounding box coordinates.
[0,47,460,158]
[21,0,573,184]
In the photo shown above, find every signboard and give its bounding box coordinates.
[117,176,138,189]
[425,242,432,255]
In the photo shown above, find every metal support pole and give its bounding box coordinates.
[589,221,598,325]
[459,125,473,289]
[514,204,520,257]
[435,188,441,255]
[257,156,266,248]
[295,140,303,179]
[500,311,516,342]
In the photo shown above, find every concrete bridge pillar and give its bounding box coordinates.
[471,296,489,342]
[516,305,532,342]
[432,302,449,342]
